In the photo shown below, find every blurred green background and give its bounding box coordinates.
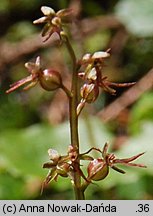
[0,0,153,200]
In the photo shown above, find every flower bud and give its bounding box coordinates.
[87,159,109,181]
[80,83,99,103]
[39,69,62,91]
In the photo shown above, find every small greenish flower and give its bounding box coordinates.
[87,143,146,181]
[6,56,63,93]
[33,6,73,42]
[77,50,136,115]
[42,145,93,192]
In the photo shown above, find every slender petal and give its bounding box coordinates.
[57,8,73,23]
[111,165,126,174]
[114,152,145,163]
[6,75,33,94]
[33,16,47,24]
[41,23,52,37]
[43,162,57,169]
[99,82,116,95]
[115,162,147,168]
[23,80,38,91]
[41,169,57,194]
[105,81,136,88]
[102,143,109,158]
[35,56,41,67]
[77,99,86,116]
[42,27,54,42]
[56,8,73,17]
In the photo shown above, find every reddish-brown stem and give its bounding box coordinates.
[64,34,85,200]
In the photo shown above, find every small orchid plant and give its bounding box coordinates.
[6,6,146,200]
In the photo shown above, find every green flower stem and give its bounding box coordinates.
[64,34,85,200]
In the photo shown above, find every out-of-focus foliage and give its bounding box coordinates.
[115,0,153,37]
[0,0,153,199]
[129,92,153,134]
[84,30,111,53]
[6,21,37,42]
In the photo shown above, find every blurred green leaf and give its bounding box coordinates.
[0,0,10,13]
[116,174,153,199]
[83,0,103,16]
[0,171,26,199]
[116,179,146,199]
[84,30,110,53]
[12,0,40,10]
[117,122,153,174]
[115,0,153,37]
[6,21,37,42]
[129,92,153,134]
[0,95,39,130]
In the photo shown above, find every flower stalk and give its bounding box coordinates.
[63,33,85,199]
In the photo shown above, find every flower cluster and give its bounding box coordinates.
[77,50,135,115]
[33,6,73,42]
[42,143,146,191]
